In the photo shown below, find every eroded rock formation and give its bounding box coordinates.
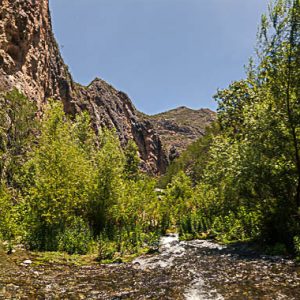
[0,0,167,173]
[144,106,216,161]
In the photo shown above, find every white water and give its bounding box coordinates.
[133,233,185,269]
[182,239,225,251]
[133,234,224,300]
[184,269,224,300]
[181,239,224,300]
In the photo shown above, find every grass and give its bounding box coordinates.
[0,239,156,268]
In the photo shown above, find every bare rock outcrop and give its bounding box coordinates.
[0,0,75,112]
[144,106,216,161]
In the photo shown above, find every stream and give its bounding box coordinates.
[0,234,299,299]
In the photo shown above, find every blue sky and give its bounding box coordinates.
[49,0,268,114]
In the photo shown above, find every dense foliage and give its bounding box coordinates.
[161,0,300,253]
[0,0,299,259]
[0,95,164,258]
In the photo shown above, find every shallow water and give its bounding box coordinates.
[0,235,299,299]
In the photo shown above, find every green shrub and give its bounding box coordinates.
[97,237,118,261]
[24,219,61,251]
[58,217,92,255]
[0,186,20,241]
[212,207,262,242]
[140,231,160,251]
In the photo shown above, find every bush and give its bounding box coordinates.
[212,207,262,242]
[58,217,92,255]
[23,217,61,251]
[0,186,20,241]
[98,236,118,261]
[0,89,38,186]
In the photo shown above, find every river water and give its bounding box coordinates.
[0,234,299,299]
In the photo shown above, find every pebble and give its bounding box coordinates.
[22,259,32,265]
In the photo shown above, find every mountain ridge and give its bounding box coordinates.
[0,0,215,172]
[143,106,216,160]
[0,0,168,174]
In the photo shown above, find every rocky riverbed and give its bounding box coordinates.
[0,235,299,299]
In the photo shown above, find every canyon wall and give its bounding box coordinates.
[0,0,167,173]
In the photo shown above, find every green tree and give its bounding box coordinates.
[214,80,255,136]
[23,101,94,250]
[89,129,125,236]
[162,171,193,231]
[258,0,300,208]
[0,89,37,186]
[165,0,300,248]
[159,122,220,187]
[124,140,141,180]
[252,0,300,243]
[0,185,20,242]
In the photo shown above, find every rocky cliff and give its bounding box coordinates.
[0,0,167,174]
[143,107,216,161]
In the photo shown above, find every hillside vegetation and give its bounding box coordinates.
[161,0,300,253]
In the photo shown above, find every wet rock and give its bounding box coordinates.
[22,259,32,266]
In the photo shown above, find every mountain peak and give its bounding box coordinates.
[144,106,216,159]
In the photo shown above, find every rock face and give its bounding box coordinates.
[0,0,216,173]
[76,78,167,173]
[144,106,216,161]
[0,0,75,112]
[0,0,167,174]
